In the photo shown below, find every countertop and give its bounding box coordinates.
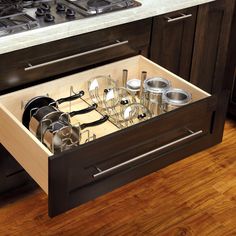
[0,119,235,235]
[0,0,215,54]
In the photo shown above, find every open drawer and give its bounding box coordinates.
[0,56,217,217]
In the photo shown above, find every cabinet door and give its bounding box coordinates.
[226,5,236,117]
[150,7,197,81]
[229,70,236,116]
[0,144,32,193]
[190,0,235,94]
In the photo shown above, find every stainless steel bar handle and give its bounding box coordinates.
[166,13,192,23]
[24,40,129,71]
[93,129,203,179]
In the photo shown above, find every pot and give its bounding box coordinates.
[22,90,85,128]
[43,115,109,153]
[29,103,97,140]
[164,88,192,111]
[143,77,171,115]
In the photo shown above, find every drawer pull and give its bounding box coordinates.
[166,13,192,23]
[24,40,129,71]
[93,129,203,179]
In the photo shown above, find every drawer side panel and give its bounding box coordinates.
[0,104,49,194]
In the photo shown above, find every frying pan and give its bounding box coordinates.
[43,115,109,153]
[29,103,98,140]
[22,90,85,128]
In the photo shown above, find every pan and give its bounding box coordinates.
[29,103,98,140]
[43,115,109,153]
[22,90,85,128]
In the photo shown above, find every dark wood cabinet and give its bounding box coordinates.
[0,0,235,217]
[0,19,152,195]
[150,7,197,81]
[0,55,218,217]
[190,0,235,94]
[0,144,33,194]
[225,5,236,117]
[230,74,236,116]
[0,19,151,95]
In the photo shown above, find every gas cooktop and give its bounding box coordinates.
[0,0,141,36]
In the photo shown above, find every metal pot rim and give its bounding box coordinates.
[164,88,192,106]
[144,77,171,93]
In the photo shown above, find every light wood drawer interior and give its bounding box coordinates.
[0,55,210,195]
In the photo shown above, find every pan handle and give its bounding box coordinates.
[69,104,98,117]
[56,90,85,104]
[80,115,109,130]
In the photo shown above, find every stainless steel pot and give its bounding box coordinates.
[43,115,109,153]
[143,77,171,115]
[164,88,192,111]
[22,91,85,128]
[29,103,97,140]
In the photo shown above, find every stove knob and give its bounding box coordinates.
[35,7,45,17]
[66,8,75,18]
[40,2,51,11]
[44,13,55,22]
[56,3,66,12]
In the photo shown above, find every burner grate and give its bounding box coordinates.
[0,12,39,36]
[68,0,141,16]
[0,0,24,16]
[87,0,110,8]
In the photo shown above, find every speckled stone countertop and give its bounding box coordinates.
[0,0,215,54]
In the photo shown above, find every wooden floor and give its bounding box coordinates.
[0,119,236,236]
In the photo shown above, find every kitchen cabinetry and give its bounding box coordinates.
[0,144,32,193]
[150,0,235,144]
[150,0,235,95]
[0,19,151,95]
[150,7,197,82]
[0,55,218,217]
[226,6,236,117]
[190,0,235,94]
[230,76,236,117]
[0,19,152,195]
[0,1,234,217]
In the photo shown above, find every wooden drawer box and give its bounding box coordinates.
[0,56,217,217]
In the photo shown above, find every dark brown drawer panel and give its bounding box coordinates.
[0,19,151,94]
[49,96,216,216]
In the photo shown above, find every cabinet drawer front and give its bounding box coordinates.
[49,96,216,216]
[0,55,215,217]
[0,19,151,94]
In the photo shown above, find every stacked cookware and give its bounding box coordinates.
[22,70,192,153]
[22,91,108,153]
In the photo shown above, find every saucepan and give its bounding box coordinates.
[22,90,85,128]
[143,77,171,115]
[163,88,192,112]
[29,103,98,141]
[43,115,109,153]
